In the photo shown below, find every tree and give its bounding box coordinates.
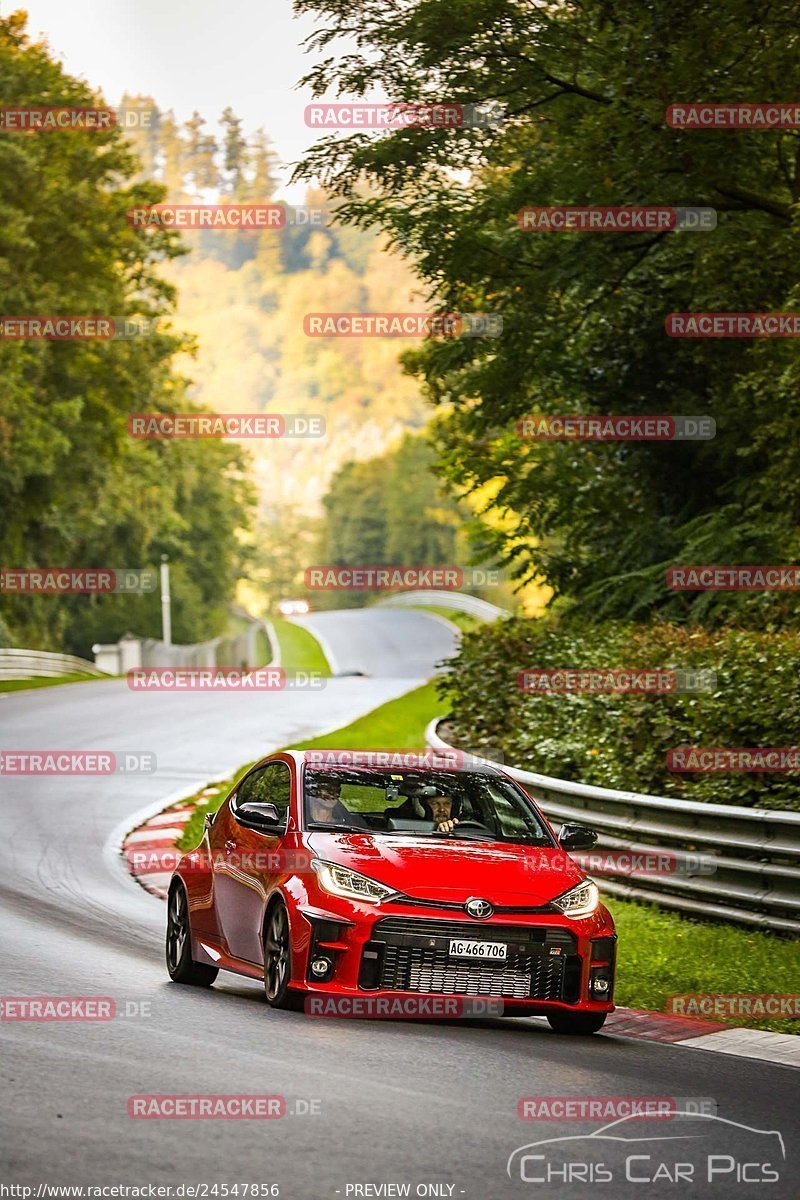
[220,106,248,197]
[184,111,219,193]
[118,93,162,181]
[0,13,253,654]
[295,0,800,627]
[159,110,186,197]
[246,128,279,201]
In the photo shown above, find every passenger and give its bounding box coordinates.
[307,777,368,828]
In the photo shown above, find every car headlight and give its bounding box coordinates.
[311,859,396,904]
[552,880,599,919]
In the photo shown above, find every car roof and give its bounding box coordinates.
[281,749,503,775]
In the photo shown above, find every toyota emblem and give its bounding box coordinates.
[465,897,494,919]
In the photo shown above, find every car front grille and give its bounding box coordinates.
[359,917,580,1001]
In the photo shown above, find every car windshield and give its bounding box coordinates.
[303,767,555,845]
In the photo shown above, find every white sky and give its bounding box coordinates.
[6,0,344,198]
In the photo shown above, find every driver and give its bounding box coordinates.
[426,790,460,834]
[307,776,368,828]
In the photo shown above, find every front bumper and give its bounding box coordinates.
[295,897,616,1014]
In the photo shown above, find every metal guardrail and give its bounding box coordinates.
[378,589,508,622]
[93,613,273,673]
[426,719,800,935]
[0,648,109,679]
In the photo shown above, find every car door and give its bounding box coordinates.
[210,760,292,964]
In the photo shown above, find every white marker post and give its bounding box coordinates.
[160,555,172,646]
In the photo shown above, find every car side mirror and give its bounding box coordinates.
[237,801,282,830]
[558,823,598,851]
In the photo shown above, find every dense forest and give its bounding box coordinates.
[291,0,800,805]
[0,15,253,654]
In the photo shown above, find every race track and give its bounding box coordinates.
[0,608,797,1198]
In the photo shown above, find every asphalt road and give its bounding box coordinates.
[289,607,459,677]
[0,608,797,1199]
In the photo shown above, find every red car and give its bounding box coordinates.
[166,751,616,1034]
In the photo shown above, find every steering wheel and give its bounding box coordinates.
[435,819,494,836]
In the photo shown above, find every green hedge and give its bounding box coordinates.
[437,619,800,810]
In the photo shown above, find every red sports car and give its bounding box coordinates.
[166,751,616,1034]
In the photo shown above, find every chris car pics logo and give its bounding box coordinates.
[507,1112,785,1186]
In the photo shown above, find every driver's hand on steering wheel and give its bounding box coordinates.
[435,818,459,833]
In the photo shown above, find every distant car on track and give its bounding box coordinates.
[276,598,310,616]
[166,751,615,1034]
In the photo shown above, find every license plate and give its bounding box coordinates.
[448,938,507,961]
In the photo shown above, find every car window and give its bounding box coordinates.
[303,768,555,844]
[233,761,291,828]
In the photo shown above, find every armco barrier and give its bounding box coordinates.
[378,589,508,622]
[0,648,108,679]
[425,719,800,935]
[92,614,273,673]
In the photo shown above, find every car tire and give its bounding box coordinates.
[547,1012,607,1035]
[263,898,295,1009]
[166,881,218,986]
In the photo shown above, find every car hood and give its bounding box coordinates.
[306,832,584,906]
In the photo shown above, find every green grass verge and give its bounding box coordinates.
[409,605,481,635]
[283,679,439,753]
[608,898,799,1033]
[172,687,799,1032]
[271,616,331,675]
[254,627,270,666]
[0,673,105,693]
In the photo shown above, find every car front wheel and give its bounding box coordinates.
[263,899,294,1009]
[166,881,218,986]
[547,1011,607,1035]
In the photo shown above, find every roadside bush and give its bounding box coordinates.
[437,619,800,810]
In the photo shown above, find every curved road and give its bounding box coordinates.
[0,608,797,1197]
[289,607,460,677]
